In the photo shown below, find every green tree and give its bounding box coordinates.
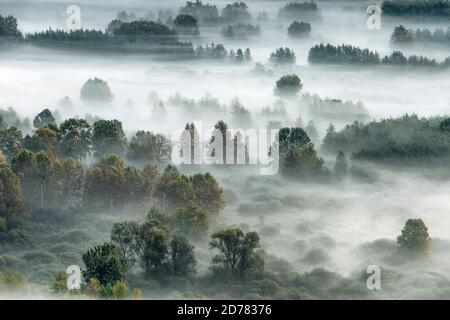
[274,74,302,97]
[100,280,129,299]
[155,165,195,211]
[127,130,171,164]
[111,221,139,270]
[397,218,431,256]
[279,127,327,179]
[170,235,197,277]
[51,272,68,294]
[190,173,225,218]
[35,152,53,209]
[174,203,209,238]
[0,161,25,222]
[82,242,127,286]
[391,25,413,43]
[83,154,127,208]
[0,126,23,160]
[135,220,170,276]
[269,47,296,65]
[0,15,22,38]
[92,120,126,158]
[23,126,59,153]
[210,228,263,280]
[58,118,92,160]
[33,109,56,129]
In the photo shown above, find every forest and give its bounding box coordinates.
[0,0,449,301]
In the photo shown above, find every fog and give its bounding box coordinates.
[1,0,450,299]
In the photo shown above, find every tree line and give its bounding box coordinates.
[308,43,450,68]
[391,25,450,44]
[322,114,450,161]
[382,0,450,16]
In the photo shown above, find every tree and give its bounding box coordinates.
[51,272,68,294]
[58,119,92,160]
[0,15,22,38]
[179,0,219,24]
[106,19,123,35]
[279,127,327,179]
[155,165,195,211]
[174,203,209,238]
[54,157,84,208]
[439,118,450,131]
[23,126,59,153]
[391,25,413,43]
[111,221,140,270]
[170,235,197,277]
[269,47,296,65]
[397,218,431,256]
[382,51,408,65]
[82,242,127,286]
[334,150,349,179]
[100,280,129,299]
[173,14,199,35]
[127,131,171,163]
[80,78,114,102]
[221,2,252,23]
[33,109,56,129]
[0,126,23,160]
[210,228,263,280]
[190,173,225,218]
[288,21,311,37]
[83,154,127,208]
[278,1,318,19]
[92,120,126,158]
[0,161,25,222]
[35,152,53,209]
[11,149,37,206]
[274,74,302,96]
[135,220,170,276]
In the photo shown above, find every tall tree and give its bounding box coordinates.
[24,126,59,153]
[58,119,92,160]
[0,127,23,160]
[111,221,140,270]
[190,173,225,218]
[135,221,170,276]
[33,109,56,129]
[0,160,25,222]
[92,120,126,159]
[170,235,197,277]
